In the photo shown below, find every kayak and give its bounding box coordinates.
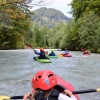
[61,54,72,57]
[82,54,90,57]
[56,75,80,100]
[33,57,52,63]
[46,55,58,58]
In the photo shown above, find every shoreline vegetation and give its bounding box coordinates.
[1,1,100,53]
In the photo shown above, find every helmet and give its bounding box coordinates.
[31,70,58,90]
[40,48,44,51]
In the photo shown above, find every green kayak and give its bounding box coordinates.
[33,57,52,63]
[46,55,58,58]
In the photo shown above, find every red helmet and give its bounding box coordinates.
[31,70,58,90]
[40,48,44,51]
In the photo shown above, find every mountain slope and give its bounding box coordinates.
[31,7,71,28]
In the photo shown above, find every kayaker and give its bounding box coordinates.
[34,48,48,59]
[23,70,77,100]
[81,48,89,55]
[64,48,69,55]
[49,50,56,56]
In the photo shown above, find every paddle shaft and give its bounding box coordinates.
[10,96,23,99]
[9,89,99,99]
[26,43,34,50]
[72,89,97,94]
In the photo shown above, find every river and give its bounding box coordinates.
[0,49,100,100]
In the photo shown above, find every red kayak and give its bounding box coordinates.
[56,75,80,100]
[62,54,72,57]
[83,53,90,57]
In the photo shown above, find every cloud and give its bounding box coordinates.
[51,0,72,6]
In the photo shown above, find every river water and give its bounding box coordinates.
[0,49,100,100]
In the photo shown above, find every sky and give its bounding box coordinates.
[30,0,73,18]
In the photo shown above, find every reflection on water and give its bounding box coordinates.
[0,49,100,100]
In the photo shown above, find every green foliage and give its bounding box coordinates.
[0,0,30,5]
[71,0,100,21]
[61,20,80,50]
[97,49,100,53]
[0,4,31,49]
[9,32,23,49]
[79,12,100,52]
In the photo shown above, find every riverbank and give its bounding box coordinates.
[0,48,62,51]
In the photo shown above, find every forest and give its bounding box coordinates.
[0,0,100,53]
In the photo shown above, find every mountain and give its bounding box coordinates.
[31,7,71,28]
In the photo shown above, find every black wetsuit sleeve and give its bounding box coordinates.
[54,84,66,92]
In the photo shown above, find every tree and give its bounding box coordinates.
[71,0,100,21]
[0,0,55,49]
[79,12,100,52]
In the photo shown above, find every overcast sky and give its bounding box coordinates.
[31,0,73,18]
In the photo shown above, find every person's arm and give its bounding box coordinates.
[23,92,32,100]
[64,90,73,97]
[58,93,77,100]
[64,90,77,100]
[23,90,39,100]
[34,50,41,55]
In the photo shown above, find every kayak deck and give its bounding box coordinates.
[33,57,52,63]
[61,54,72,57]
[46,55,58,58]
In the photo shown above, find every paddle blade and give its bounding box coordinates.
[0,95,10,100]
[0,95,24,100]
[58,54,63,57]
[81,48,84,51]
[26,43,32,49]
[97,88,100,92]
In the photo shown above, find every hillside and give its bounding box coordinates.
[31,7,71,28]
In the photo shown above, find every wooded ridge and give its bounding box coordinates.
[31,7,71,28]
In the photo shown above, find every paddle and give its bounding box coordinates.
[81,48,85,54]
[72,88,100,94]
[81,48,90,55]
[25,43,34,50]
[0,95,23,100]
[1,88,100,100]
[25,43,50,60]
[58,54,63,57]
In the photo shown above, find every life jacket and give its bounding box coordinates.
[65,50,69,54]
[49,52,55,56]
[35,89,59,100]
[39,51,46,59]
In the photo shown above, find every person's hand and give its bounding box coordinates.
[64,90,73,97]
[23,92,32,100]
[34,50,36,52]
